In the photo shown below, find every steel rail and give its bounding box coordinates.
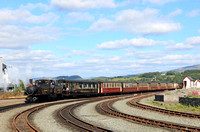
[127,94,200,119]
[12,99,85,132]
[59,97,113,132]
[98,96,200,132]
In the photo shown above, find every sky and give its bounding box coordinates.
[0,0,200,79]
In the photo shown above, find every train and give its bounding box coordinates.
[24,79,181,103]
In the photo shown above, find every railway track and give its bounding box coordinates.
[58,94,140,131]
[0,103,28,112]
[59,98,112,132]
[127,94,200,119]
[12,99,88,132]
[12,95,121,132]
[97,94,200,132]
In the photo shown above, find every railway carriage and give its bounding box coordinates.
[138,83,150,91]
[159,83,167,90]
[57,79,99,97]
[150,83,160,90]
[100,82,122,94]
[167,83,174,89]
[174,83,180,89]
[122,82,138,93]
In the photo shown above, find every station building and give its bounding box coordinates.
[183,76,200,89]
[194,79,200,88]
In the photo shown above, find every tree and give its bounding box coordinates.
[19,80,26,91]
[166,71,176,75]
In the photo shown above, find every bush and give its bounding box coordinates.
[187,91,200,98]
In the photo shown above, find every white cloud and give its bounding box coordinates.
[20,3,50,11]
[0,25,59,49]
[0,8,58,25]
[72,50,89,56]
[187,9,200,17]
[168,9,182,17]
[185,36,200,45]
[97,37,169,49]
[51,0,116,10]
[125,50,164,59]
[142,0,178,5]
[89,9,181,34]
[65,12,94,24]
[165,43,194,50]
[54,62,77,68]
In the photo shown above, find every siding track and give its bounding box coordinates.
[127,94,200,119]
[97,94,200,132]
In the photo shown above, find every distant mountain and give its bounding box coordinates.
[90,76,109,79]
[171,64,200,72]
[32,75,82,80]
[123,74,139,78]
[56,75,82,80]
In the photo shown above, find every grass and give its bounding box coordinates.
[146,99,200,114]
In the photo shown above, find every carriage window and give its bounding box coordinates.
[168,83,173,86]
[160,83,166,86]
[139,83,148,87]
[83,83,87,88]
[88,83,91,88]
[151,83,158,87]
[79,83,82,89]
[132,83,137,87]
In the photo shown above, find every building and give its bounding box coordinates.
[194,79,200,88]
[182,76,194,89]
[0,57,9,91]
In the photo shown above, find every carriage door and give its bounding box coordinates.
[183,81,187,88]
[120,83,123,93]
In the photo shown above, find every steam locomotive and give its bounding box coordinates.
[25,79,181,103]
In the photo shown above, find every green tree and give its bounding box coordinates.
[166,71,176,75]
[19,80,26,91]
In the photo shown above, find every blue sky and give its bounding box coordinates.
[0,0,200,79]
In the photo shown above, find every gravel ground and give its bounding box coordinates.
[0,98,25,107]
[32,100,85,132]
[0,103,38,132]
[74,98,169,132]
[113,96,200,128]
[0,99,81,132]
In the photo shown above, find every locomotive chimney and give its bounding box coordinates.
[29,79,33,84]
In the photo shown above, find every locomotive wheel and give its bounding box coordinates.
[32,97,39,103]
[25,96,33,103]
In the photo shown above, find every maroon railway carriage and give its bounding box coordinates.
[159,83,167,90]
[150,83,160,90]
[122,82,138,93]
[167,83,174,89]
[100,82,122,94]
[138,83,150,91]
